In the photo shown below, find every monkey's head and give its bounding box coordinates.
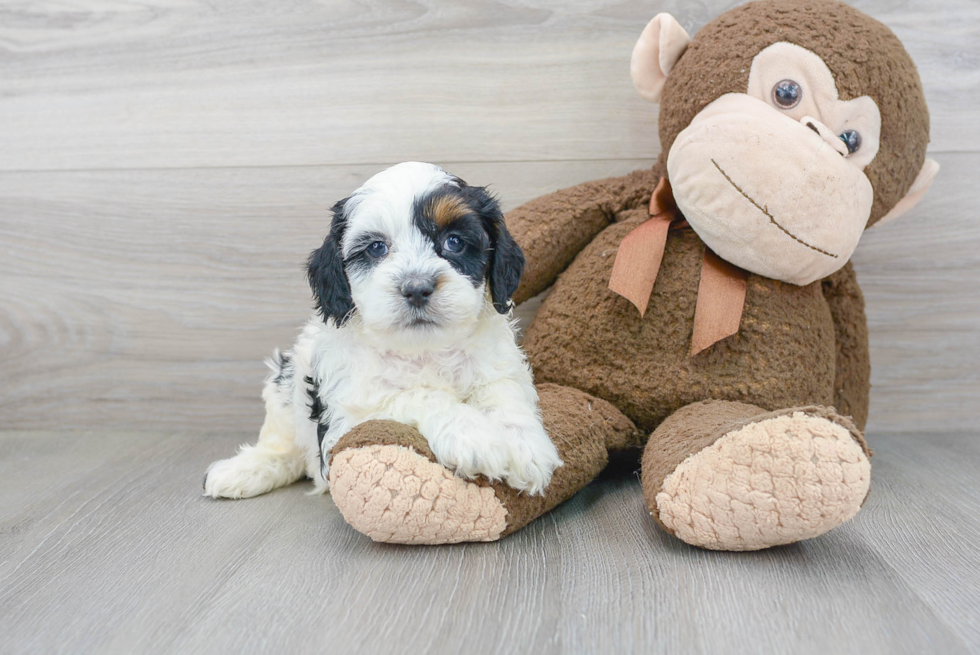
[631,0,938,285]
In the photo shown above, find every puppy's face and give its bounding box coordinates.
[308,162,524,346]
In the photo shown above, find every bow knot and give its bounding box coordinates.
[608,177,748,356]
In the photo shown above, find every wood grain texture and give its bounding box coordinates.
[1,0,977,433]
[2,1,977,653]
[854,152,980,432]
[0,159,649,433]
[0,0,977,172]
[2,154,976,433]
[0,429,977,654]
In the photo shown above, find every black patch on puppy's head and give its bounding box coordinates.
[307,198,355,326]
[414,181,525,314]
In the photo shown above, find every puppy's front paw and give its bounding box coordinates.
[430,423,562,496]
[500,437,563,496]
[430,423,511,488]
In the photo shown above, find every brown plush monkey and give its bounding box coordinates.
[326,0,938,550]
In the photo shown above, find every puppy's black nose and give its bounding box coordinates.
[401,279,435,308]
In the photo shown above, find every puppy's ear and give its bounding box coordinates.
[307,198,355,326]
[468,186,525,313]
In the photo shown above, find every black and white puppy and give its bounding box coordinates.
[204,162,562,499]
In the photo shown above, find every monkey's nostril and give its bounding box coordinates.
[801,116,849,156]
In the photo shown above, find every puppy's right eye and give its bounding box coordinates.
[366,241,389,258]
[443,235,463,253]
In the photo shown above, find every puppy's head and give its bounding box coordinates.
[307,162,524,344]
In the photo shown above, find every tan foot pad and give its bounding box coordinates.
[329,444,508,544]
[656,412,871,551]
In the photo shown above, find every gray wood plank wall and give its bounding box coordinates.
[1,0,978,434]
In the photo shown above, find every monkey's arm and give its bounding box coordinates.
[507,167,661,304]
[821,261,871,431]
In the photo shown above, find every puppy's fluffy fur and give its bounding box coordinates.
[204,162,561,500]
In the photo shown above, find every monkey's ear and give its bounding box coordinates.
[307,199,355,326]
[631,13,692,103]
[873,159,940,227]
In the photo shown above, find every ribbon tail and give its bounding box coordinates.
[691,248,748,355]
[608,215,671,316]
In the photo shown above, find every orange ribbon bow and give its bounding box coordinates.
[608,177,748,356]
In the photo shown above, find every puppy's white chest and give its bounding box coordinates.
[362,350,475,398]
[331,348,475,428]
[313,358,457,440]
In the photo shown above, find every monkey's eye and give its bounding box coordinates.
[772,79,802,109]
[442,235,463,253]
[839,129,862,154]
[366,241,389,258]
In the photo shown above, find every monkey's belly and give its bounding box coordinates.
[523,223,836,435]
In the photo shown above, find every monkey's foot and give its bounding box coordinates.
[330,438,508,545]
[648,405,872,551]
[329,386,636,544]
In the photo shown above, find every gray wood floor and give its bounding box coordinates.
[1,431,978,654]
[2,0,979,653]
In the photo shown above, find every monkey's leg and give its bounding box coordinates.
[328,383,640,544]
[642,400,872,551]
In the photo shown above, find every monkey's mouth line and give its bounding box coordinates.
[710,159,838,259]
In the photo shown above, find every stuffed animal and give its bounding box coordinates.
[325,0,937,549]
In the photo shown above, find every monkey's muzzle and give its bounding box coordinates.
[667,93,873,286]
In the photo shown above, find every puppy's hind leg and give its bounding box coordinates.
[204,351,307,499]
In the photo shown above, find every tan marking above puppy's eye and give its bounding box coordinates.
[428,195,467,227]
[772,79,802,109]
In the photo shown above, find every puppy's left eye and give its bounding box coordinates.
[366,241,389,258]
[443,235,463,253]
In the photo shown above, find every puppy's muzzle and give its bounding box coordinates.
[400,276,436,309]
